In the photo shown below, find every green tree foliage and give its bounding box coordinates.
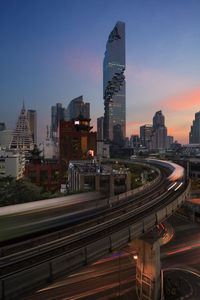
[0,177,42,206]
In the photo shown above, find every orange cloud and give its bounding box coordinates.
[168,126,189,144]
[126,122,144,137]
[162,88,200,111]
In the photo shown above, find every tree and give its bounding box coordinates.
[0,178,42,206]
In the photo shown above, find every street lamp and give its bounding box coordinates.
[118,248,138,298]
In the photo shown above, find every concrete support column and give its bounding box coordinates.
[79,174,84,190]
[134,238,161,300]
[109,174,114,197]
[125,171,131,191]
[95,174,100,191]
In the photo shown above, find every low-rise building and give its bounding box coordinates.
[68,160,131,197]
[0,150,25,179]
[97,141,110,159]
[24,146,60,192]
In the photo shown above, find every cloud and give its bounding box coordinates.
[126,121,145,137]
[161,88,200,112]
[168,126,189,144]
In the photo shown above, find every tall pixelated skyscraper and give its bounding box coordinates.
[103,21,126,142]
[10,103,34,151]
[27,110,37,145]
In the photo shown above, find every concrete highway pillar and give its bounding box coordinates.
[134,238,161,300]
[109,174,114,197]
[95,174,100,191]
[79,174,84,190]
[125,171,131,191]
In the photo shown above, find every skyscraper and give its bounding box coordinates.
[97,117,104,141]
[10,103,34,151]
[27,110,37,145]
[189,112,200,144]
[103,21,126,142]
[66,95,90,121]
[51,103,67,140]
[149,111,167,150]
[140,124,153,148]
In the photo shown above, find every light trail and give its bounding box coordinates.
[168,182,177,191]
[174,182,183,191]
[167,242,200,256]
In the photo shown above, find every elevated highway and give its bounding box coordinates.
[0,159,190,300]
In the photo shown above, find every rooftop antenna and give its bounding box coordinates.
[46,125,49,139]
[22,97,25,110]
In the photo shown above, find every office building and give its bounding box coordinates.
[113,124,124,146]
[10,103,34,151]
[97,141,110,159]
[39,126,58,159]
[97,117,104,141]
[51,103,67,140]
[25,146,60,192]
[66,96,90,121]
[59,118,97,179]
[0,150,25,179]
[189,112,200,144]
[167,136,174,149]
[130,135,140,148]
[27,110,37,145]
[149,111,167,150]
[140,124,153,148]
[0,129,14,149]
[103,21,126,142]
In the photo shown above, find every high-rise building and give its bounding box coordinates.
[140,124,153,148]
[113,124,124,146]
[130,135,140,148]
[66,96,90,121]
[149,111,167,150]
[10,103,34,151]
[97,117,104,141]
[0,129,14,149]
[103,21,126,142]
[167,136,174,149]
[51,103,67,140]
[27,110,37,145]
[189,112,200,144]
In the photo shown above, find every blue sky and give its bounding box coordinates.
[1,0,200,143]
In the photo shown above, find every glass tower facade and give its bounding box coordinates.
[66,95,90,121]
[103,21,126,142]
[189,112,200,144]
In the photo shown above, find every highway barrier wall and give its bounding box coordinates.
[0,161,161,258]
[0,181,190,300]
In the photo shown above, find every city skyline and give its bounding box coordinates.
[1,0,200,144]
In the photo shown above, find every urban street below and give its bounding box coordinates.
[24,214,200,300]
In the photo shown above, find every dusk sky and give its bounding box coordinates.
[1,0,200,144]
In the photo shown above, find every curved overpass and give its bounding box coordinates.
[0,159,190,300]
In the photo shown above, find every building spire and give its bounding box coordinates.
[22,98,25,111]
